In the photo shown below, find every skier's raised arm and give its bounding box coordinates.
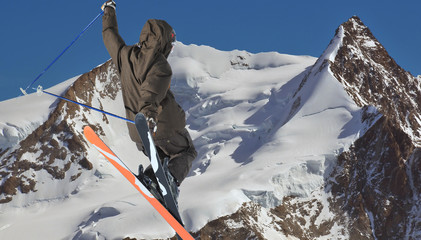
[101,0,125,72]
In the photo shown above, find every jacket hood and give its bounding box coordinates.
[139,19,174,58]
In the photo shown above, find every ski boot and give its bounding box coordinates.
[163,158,180,207]
[136,165,165,205]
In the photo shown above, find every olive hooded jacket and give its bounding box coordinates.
[102,8,186,143]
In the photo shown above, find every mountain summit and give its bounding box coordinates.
[331,16,421,145]
[327,16,421,239]
[0,16,420,239]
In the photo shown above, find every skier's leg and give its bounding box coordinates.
[155,128,197,184]
[153,147,181,204]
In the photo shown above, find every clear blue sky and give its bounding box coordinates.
[1,0,420,102]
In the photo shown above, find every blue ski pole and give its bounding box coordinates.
[21,10,104,95]
[41,88,134,124]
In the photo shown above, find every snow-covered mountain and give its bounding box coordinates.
[0,16,420,239]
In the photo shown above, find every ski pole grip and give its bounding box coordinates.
[36,85,44,96]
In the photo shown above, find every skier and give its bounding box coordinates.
[101,1,197,202]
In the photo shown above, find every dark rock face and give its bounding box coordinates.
[0,60,119,203]
[330,16,421,145]
[327,16,421,239]
[328,117,418,239]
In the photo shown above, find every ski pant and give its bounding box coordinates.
[136,128,197,184]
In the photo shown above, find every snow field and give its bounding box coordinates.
[0,40,374,239]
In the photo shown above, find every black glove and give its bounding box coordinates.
[101,0,116,11]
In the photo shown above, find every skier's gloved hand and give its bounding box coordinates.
[101,0,116,11]
[147,117,157,134]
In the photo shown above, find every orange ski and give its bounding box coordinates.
[83,126,194,240]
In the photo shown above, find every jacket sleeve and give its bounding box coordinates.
[138,57,172,120]
[102,7,125,72]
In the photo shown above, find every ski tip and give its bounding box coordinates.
[83,125,94,135]
[135,112,147,122]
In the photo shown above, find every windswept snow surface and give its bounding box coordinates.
[1,42,369,239]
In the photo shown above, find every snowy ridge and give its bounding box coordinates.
[0,77,78,151]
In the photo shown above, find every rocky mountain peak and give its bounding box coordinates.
[327,16,421,239]
[330,16,421,146]
[0,60,120,204]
